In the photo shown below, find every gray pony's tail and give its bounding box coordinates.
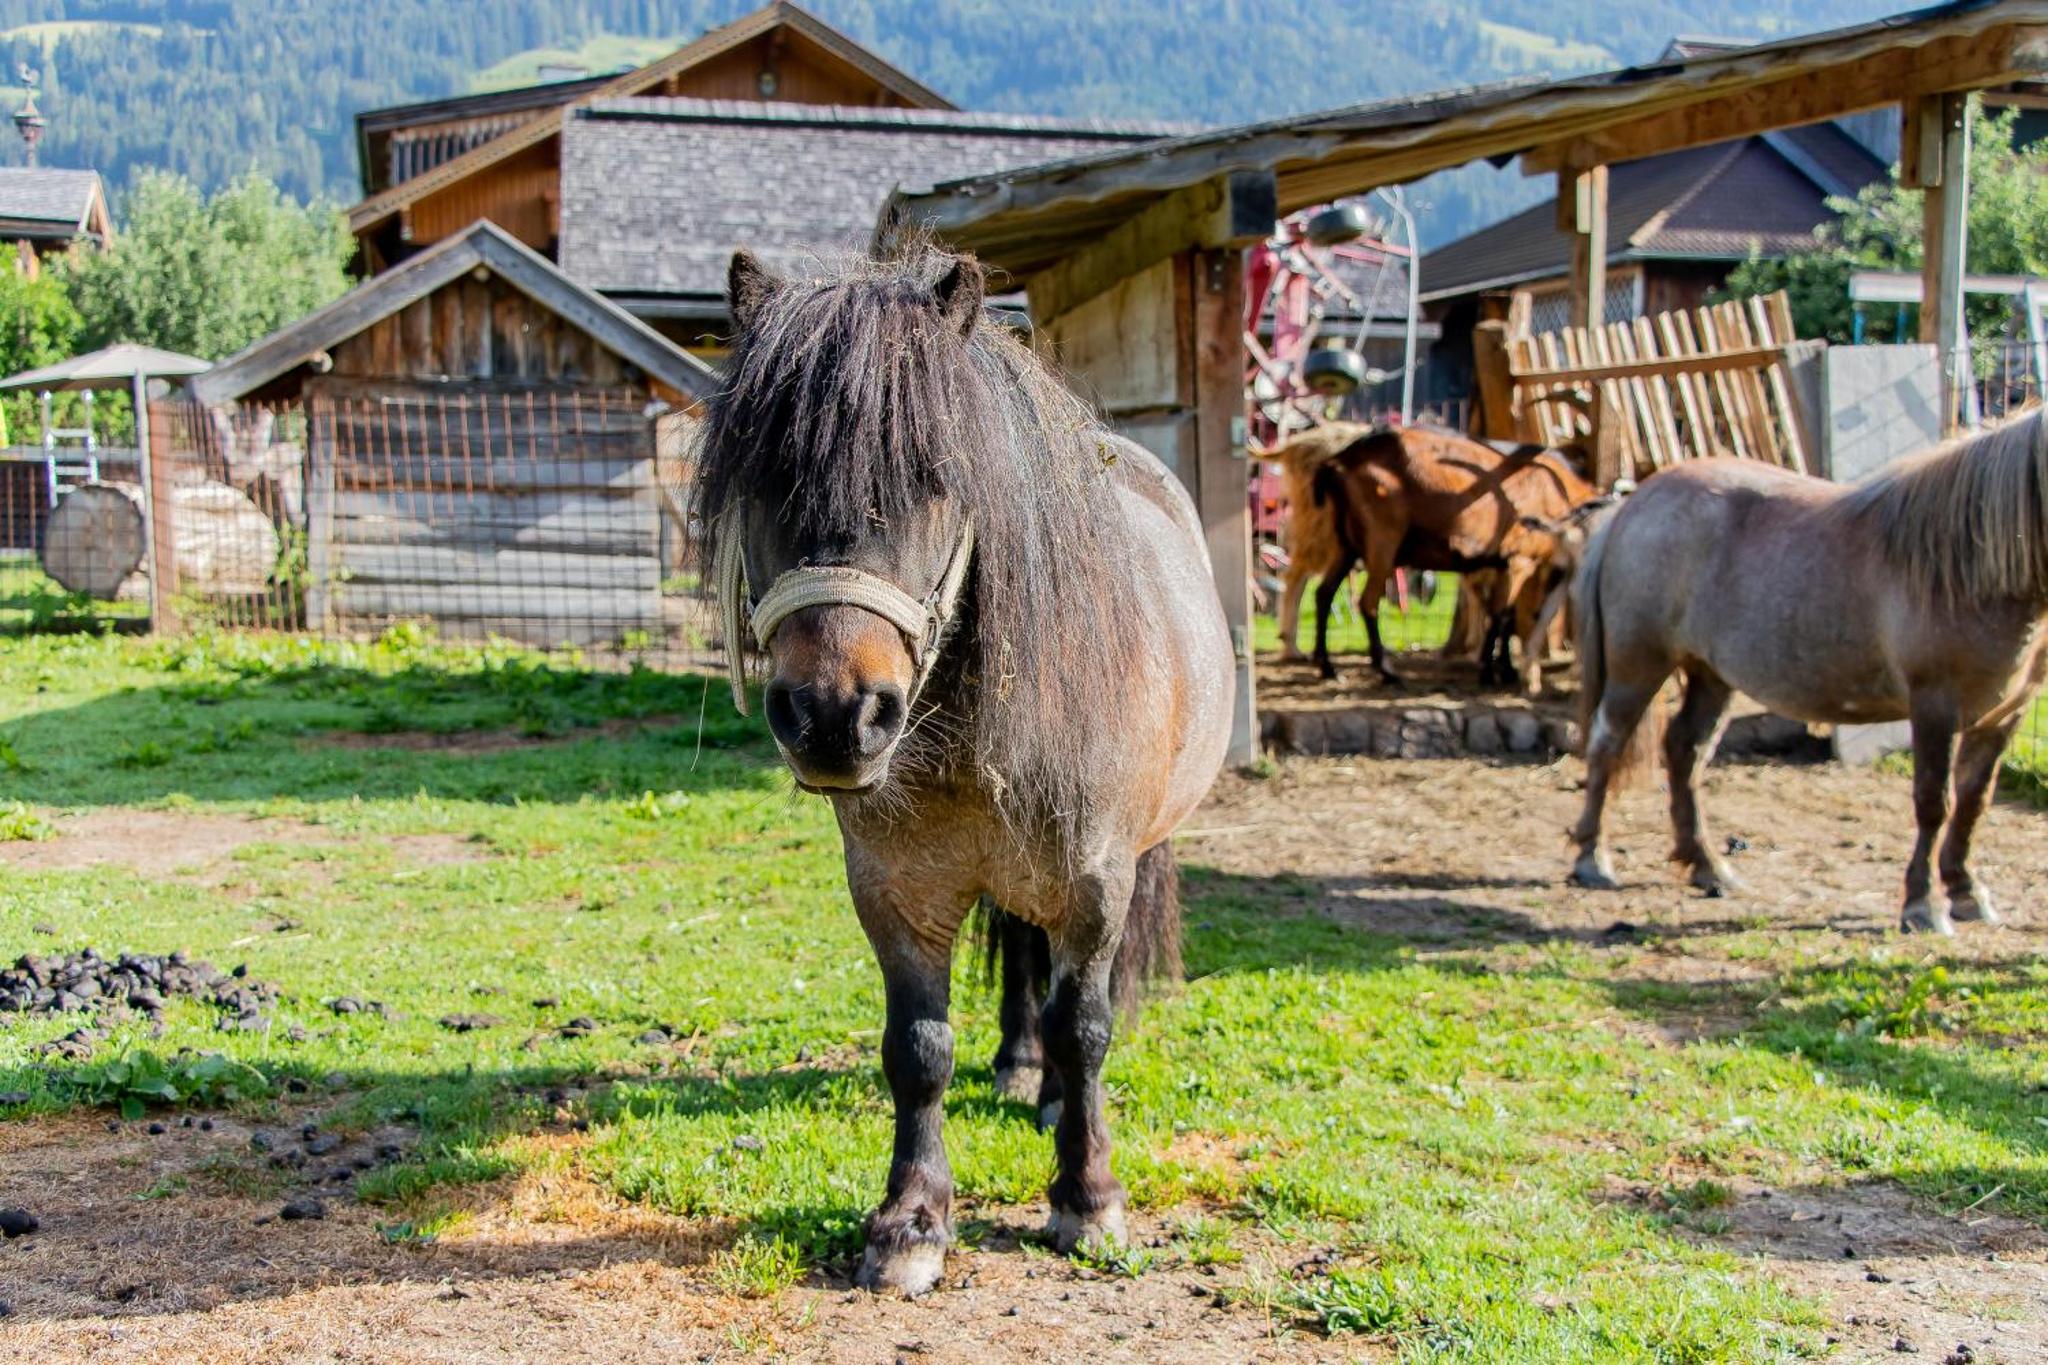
[1573,517,1662,787]
[972,840,1183,1018]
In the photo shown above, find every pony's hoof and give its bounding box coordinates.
[1047,1202,1127,1256]
[1900,898,1956,936]
[1037,1098,1063,1132]
[1951,886,2002,926]
[855,1239,947,1297]
[1570,853,1620,891]
[993,1065,1042,1104]
[1317,665,1337,682]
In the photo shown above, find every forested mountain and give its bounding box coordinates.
[0,0,1908,245]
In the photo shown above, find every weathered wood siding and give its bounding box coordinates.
[305,380,662,647]
[327,272,634,389]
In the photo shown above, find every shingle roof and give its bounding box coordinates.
[0,168,103,234]
[1416,127,1885,301]
[559,99,1187,307]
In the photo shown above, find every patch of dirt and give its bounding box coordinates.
[1185,755,2048,958]
[1607,1175,2048,1363]
[0,1115,1356,1363]
[0,809,484,877]
[306,714,683,754]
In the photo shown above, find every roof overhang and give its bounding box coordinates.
[192,221,717,405]
[885,1,2048,279]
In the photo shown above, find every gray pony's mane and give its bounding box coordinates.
[1843,404,2048,605]
[692,246,1138,833]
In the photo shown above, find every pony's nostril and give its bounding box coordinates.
[764,680,806,746]
[857,684,906,755]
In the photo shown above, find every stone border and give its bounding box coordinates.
[1262,703,1829,763]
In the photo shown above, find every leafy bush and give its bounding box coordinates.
[83,1050,272,1120]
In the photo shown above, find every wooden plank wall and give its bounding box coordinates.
[328,273,634,390]
[1032,250,1257,767]
[304,380,662,646]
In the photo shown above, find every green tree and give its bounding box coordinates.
[1720,105,2048,349]
[60,171,356,361]
[0,265,85,446]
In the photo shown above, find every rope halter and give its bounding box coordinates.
[714,506,976,716]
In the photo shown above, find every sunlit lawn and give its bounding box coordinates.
[0,630,2046,1357]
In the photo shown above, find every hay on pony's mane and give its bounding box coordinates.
[691,245,1140,836]
[1842,404,2048,606]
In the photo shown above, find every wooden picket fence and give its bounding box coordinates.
[1483,291,1811,481]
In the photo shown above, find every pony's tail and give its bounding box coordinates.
[1573,519,1662,787]
[1112,841,1183,1012]
[971,842,1182,1019]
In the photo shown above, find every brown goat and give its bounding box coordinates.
[1263,422,1374,660]
[1309,426,1597,687]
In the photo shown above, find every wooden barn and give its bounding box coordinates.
[348,1,952,274]
[186,221,715,647]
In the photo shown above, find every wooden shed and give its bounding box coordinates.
[187,221,715,647]
[885,0,2048,765]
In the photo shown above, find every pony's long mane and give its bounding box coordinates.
[1842,405,2048,605]
[692,246,1138,835]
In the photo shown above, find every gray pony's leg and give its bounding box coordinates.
[852,899,960,1296]
[1665,667,1739,896]
[992,910,1050,1102]
[1569,677,1663,890]
[1902,696,1962,935]
[1042,863,1136,1254]
[1941,721,2017,926]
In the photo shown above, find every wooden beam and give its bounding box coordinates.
[1521,25,2048,176]
[1924,93,1972,433]
[1025,170,1275,324]
[1511,342,1788,386]
[1561,163,1607,331]
[1185,246,1257,769]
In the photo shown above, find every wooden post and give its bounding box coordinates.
[1561,163,1608,330]
[1470,293,1518,441]
[1187,245,1257,769]
[144,396,180,632]
[1906,93,1971,432]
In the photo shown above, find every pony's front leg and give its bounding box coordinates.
[1902,697,1962,935]
[1043,865,1136,1254]
[852,887,964,1296]
[1941,721,2017,926]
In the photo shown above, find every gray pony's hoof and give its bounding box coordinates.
[1046,1202,1127,1256]
[1951,885,2001,926]
[1570,851,1620,891]
[1900,898,1956,936]
[993,1065,1042,1105]
[854,1238,947,1298]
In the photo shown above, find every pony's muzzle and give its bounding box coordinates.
[763,675,907,789]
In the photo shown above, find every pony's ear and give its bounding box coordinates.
[933,257,985,337]
[728,250,783,332]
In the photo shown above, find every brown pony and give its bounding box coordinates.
[1309,427,1597,687]
[1570,411,2048,931]
[696,247,1232,1294]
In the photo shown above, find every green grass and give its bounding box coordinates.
[471,34,678,92]
[0,556,148,636]
[2,629,2048,1357]
[1254,568,1460,657]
